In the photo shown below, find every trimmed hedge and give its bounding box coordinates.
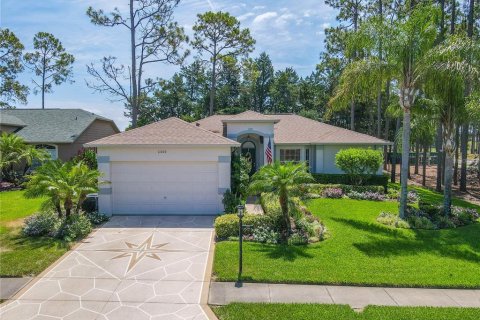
[214,214,275,239]
[312,173,388,190]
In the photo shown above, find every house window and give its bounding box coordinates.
[35,144,58,160]
[280,149,300,162]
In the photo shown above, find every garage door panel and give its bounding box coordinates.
[111,161,220,215]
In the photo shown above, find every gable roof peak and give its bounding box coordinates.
[221,110,280,123]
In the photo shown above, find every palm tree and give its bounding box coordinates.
[249,162,314,239]
[328,4,441,218]
[424,35,480,215]
[24,160,100,218]
[0,132,49,181]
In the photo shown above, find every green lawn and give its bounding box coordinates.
[0,190,68,277]
[213,189,480,288]
[213,303,480,320]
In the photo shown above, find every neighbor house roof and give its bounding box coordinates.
[86,117,240,147]
[0,114,26,127]
[196,111,391,145]
[0,109,119,143]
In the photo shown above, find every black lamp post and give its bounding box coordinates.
[236,204,245,287]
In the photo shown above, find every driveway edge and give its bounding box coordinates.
[201,231,219,320]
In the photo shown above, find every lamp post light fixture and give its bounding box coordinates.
[236,204,245,287]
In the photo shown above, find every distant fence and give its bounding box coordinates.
[386,152,440,165]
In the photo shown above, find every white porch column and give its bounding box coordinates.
[217,155,231,212]
[97,155,113,216]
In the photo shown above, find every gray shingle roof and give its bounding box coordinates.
[0,109,119,143]
[196,112,391,145]
[85,117,240,147]
[0,114,25,127]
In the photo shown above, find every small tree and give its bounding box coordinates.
[24,32,74,109]
[0,132,49,181]
[231,154,251,200]
[0,28,29,108]
[24,160,100,217]
[335,148,383,185]
[249,162,314,240]
[192,11,255,115]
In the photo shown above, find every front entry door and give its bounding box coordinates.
[241,141,256,175]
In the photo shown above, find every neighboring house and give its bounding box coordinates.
[87,111,390,216]
[0,109,119,161]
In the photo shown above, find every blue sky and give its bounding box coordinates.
[1,0,337,129]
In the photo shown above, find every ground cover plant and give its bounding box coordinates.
[213,303,480,320]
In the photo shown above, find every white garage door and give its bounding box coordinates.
[111,161,219,215]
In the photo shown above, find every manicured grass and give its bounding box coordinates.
[212,303,480,320]
[0,190,68,277]
[0,190,45,223]
[213,189,480,288]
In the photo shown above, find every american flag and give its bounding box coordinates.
[265,137,273,164]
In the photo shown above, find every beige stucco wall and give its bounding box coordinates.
[57,120,118,161]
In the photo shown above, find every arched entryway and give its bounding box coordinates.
[241,140,256,175]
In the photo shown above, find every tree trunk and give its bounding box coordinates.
[55,201,63,219]
[350,100,355,131]
[41,54,46,109]
[422,144,427,186]
[414,140,419,174]
[391,117,401,183]
[443,131,455,216]
[65,198,73,218]
[460,123,469,191]
[129,0,138,128]
[209,50,217,116]
[453,125,460,185]
[383,117,390,170]
[471,127,477,153]
[279,190,290,241]
[435,124,443,192]
[450,0,456,34]
[399,108,411,219]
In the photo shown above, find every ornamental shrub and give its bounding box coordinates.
[222,189,241,213]
[287,232,308,245]
[214,214,274,239]
[23,211,60,237]
[57,214,92,242]
[346,191,386,201]
[252,226,279,244]
[322,188,343,198]
[335,148,383,185]
[86,211,110,225]
[305,184,384,196]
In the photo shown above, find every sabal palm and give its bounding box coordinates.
[24,160,100,217]
[329,5,444,218]
[249,162,314,238]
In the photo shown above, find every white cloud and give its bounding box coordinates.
[237,12,255,21]
[252,11,278,28]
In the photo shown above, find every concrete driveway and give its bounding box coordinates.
[0,216,215,320]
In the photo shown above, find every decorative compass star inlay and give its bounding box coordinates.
[109,234,173,272]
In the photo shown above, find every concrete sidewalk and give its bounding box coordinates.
[209,282,480,309]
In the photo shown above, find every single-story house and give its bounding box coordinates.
[86,111,390,216]
[0,109,119,161]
